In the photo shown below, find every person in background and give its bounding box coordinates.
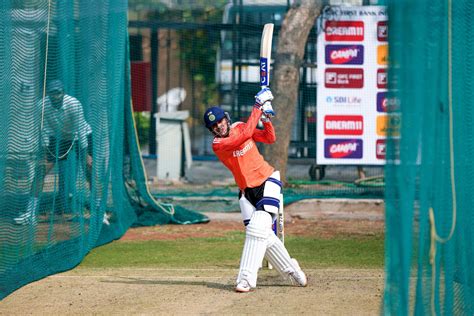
[14,80,109,226]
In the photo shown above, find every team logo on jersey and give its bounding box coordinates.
[324,115,363,135]
[325,21,364,41]
[325,68,364,88]
[324,139,363,159]
[325,45,364,65]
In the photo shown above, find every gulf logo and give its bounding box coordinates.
[325,45,364,65]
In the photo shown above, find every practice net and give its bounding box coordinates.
[0,1,207,300]
[384,0,474,314]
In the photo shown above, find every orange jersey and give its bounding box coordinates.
[212,107,276,189]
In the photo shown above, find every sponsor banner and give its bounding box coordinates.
[377,45,388,65]
[377,21,388,41]
[325,68,364,88]
[376,138,400,161]
[377,92,400,112]
[317,6,387,165]
[377,68,387,88]
[324,139,363,159]
[376,114,400,136]
[324,115,363,135]
[375,139,386,159]
[326,95,362,106]
[325,21,364,41]
[325,45,364,65]
[376,92,387,112]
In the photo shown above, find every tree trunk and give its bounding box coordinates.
[264,0,322,183]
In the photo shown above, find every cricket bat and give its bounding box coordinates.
[259,23,274,88]
[260,23,281,270]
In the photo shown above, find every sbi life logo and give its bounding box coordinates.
[326,96,361,105]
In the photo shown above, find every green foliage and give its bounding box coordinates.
[133,112,150,147]
[144,3,228,109]
[79,233,384,269]
[143,1,228,23]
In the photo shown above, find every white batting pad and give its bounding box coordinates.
[265,232,298,277]
[239,195,255,224]
[236,210,272,288]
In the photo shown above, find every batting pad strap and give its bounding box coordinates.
[266,177,282,188]
[256,197,280,209]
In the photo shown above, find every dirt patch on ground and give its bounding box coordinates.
[122,217,384,241]
[123,198,385,241]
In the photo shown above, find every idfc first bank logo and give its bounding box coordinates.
[325,45,364,65]
[325,68,364,88]
[325,21,364,41]
[377,21,388,41]
[325,139,363,159]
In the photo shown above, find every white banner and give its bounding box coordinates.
[316,6,389,165]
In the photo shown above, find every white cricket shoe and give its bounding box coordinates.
[13,211,35,225]
[235,279,251,293]
[289,258,307,287]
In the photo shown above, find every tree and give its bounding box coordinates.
[264,0,323,183]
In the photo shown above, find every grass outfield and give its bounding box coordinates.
[79,232,384,269]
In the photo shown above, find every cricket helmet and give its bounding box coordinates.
[203,106,230,128]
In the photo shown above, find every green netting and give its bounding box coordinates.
[0,1,206,300]
[153,181,384,214]
[384,0,474,314]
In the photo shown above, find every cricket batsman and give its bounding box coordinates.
[203,88,307,292]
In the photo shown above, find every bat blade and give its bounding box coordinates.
[260,23,274,88]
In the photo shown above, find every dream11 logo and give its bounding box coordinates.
[324,115,363,135]
[325,21,364,41]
